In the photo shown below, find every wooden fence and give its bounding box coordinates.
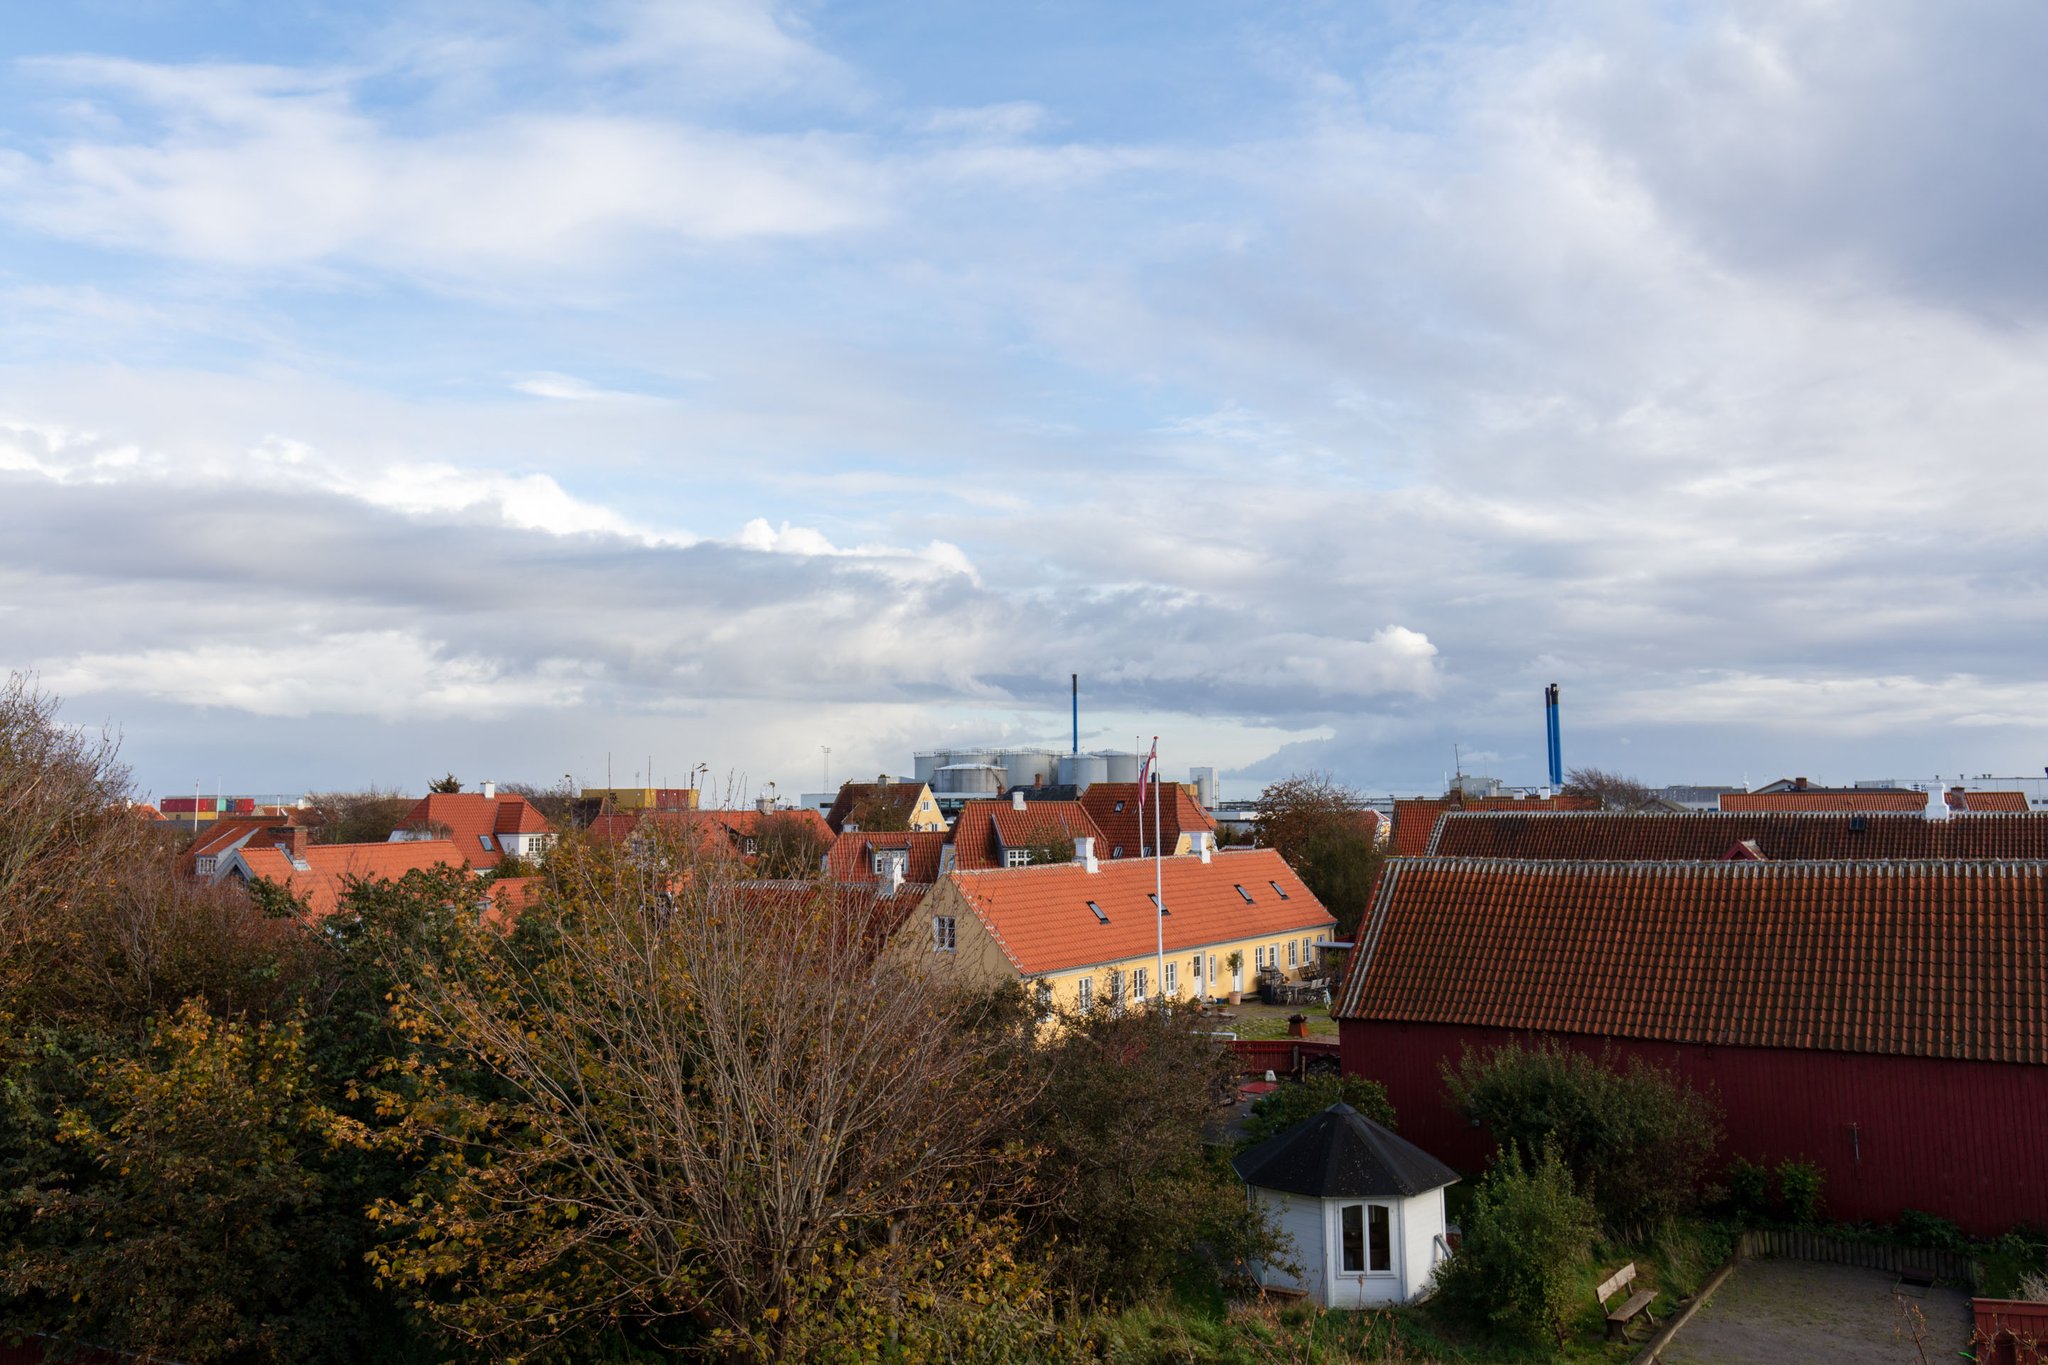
[1972,1298,2048,1365]
[1230,1039,1341,1078]
[1737,1227,1981,1289]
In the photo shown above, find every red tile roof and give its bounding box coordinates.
[949,799,1106,870]
[396,793,553,870]
[235,839,467,919]
[729,879,929,951]
[1720,789,1929,813]
[947,848,1336,977]
[826,829,949,885]
[1426,810,2048,860]
[1389,795,1595,857]
[1078,782,1217,860]
[1335,858,2048,1065]
[1951,789,2030,813]
[181,813,304,874]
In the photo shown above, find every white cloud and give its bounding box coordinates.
[510,372,659,403]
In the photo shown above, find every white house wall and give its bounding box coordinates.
[1401,1188,1447,1300]
[1253,1188,1326,1300]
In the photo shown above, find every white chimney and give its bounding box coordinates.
[1191,831,1213,863]
[482,780,496,799]
[1926,783,1951,821]
[1074,835,1098,873]
[1011,788,1026,810]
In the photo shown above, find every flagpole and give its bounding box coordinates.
[1152,737,1164,1008]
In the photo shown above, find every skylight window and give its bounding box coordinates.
[1270,880,1289,900]
[1234,884,1255,903]
[1086,899,1108,923]
[1149,892,1167,915]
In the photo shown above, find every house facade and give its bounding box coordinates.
[906,844,1336,1010]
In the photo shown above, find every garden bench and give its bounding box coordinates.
[1596,1262,1658,1342]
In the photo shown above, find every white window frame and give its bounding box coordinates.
[932,915,956,952]
[1109,969,1125,1017]
[1132,966,1148,1000]
[1164,961,1177,994]
[1255,945,1266,970]
[1288,940,1298,968]
[195,855,217,875]
[1004,848,1030,868]
[1339,1202,1396,1276]
[1076,975,1093,1011]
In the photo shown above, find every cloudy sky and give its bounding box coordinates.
[4,0,2047,804]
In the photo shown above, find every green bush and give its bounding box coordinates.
[1775,1160,1824,1224]
[1896,1209,1969,1253]
[1442,1041,1722,1235]
[1434,1143,1600,1346]
[1239,1075,1396,1146]
[1726,1157,1769,1217]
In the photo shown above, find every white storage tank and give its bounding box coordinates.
[913,752,942,786]
[935,763,1003,796]
[1002,748,1060,792]
[1100,750,1142,784]
[1060,752,1110,788]
[1190,766,1218,810]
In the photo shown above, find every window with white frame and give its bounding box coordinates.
[1255,945,1266,970]
[1338,1203,1394,1274]
[1077,975,1094,1011]
[931,915,956,952]
[1164,961,1177,993]
[1108,970,1125,1015]
[1191,955,1202,982]
[195,855,217,875]
[1004,848,1030,867]
[1034,979,1053,1012]
[1288,940,1298,968]
[1209,954,1218,981]
[1132,966,1148,999]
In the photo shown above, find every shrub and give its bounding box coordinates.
[1897,1209,1970,1253]
[1775,1160,1824,1224]
[1442,1041,1722,1235]
[1727,1157,1769,1217]
[1434,1143,1600,1346]
[1239,1075,1397,1146]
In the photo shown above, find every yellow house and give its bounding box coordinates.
[902,839,1336,1009]
[827,781,947,834]
[581,786,702,811]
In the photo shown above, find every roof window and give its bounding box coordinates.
[1149,892,1168,914]
[1234,884,1255,903]
[1269,880,1289,900]
[479,835,494,850]
[1086,899,1108,924]
[1113,800,1126,813]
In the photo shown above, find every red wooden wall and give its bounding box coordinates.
[1341,1019,2048,1236]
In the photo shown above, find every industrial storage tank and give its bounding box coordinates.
[1059,752,1110,788]
[1190,766,1218,810]
[934,763,1004,796]
[1002,748,1060,792]
[1100,750,1142,784]
[913,752,942,786]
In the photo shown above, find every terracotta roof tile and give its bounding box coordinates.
[1427,810,2048,860]
[1390,795,1595,857]
[1334,858,2048,1065]
[236,839,467,919]
[1951,789,2030,813]
[1078,782,1217,859]
[396,793,554,870]
[949,799,1105,870]
[949,848,1335,977]
[1721,789,1929,812]
[826,830,949,885]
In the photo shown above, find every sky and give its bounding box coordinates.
[4,0,2048,805]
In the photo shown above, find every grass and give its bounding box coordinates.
[1211,1001,1341,1041]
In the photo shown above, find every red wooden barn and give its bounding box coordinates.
[1334,854,2048,1235]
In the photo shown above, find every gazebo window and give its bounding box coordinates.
[1340,1204,1393,1274]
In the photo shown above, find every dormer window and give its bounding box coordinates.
[1004,848,1030,868]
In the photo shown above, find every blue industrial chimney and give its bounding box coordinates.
[1544,684,1563,788]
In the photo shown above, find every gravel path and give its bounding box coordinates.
[1661,1259,1970,1365]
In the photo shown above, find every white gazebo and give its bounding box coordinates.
[1232,1102,1458,1308]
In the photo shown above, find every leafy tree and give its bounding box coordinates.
[1022,1000,1282,1308]
[427,773,463,794]
[845,789,912,832]
[1251,773,1384,939]
[1435,1143,1600,1345]
[498,776,580,826]
[1443,1040,1721,1235]
[1561,766,1659,812]
[3,1002,377,1364]
[1239,1075,1397,1146]
[365,836,1039,1361]
[1017,833,1076,866]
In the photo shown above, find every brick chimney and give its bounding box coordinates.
[268,824,307,856]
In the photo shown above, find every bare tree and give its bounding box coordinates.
[367,835,1040,1360]
[1562,767,1659,812]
